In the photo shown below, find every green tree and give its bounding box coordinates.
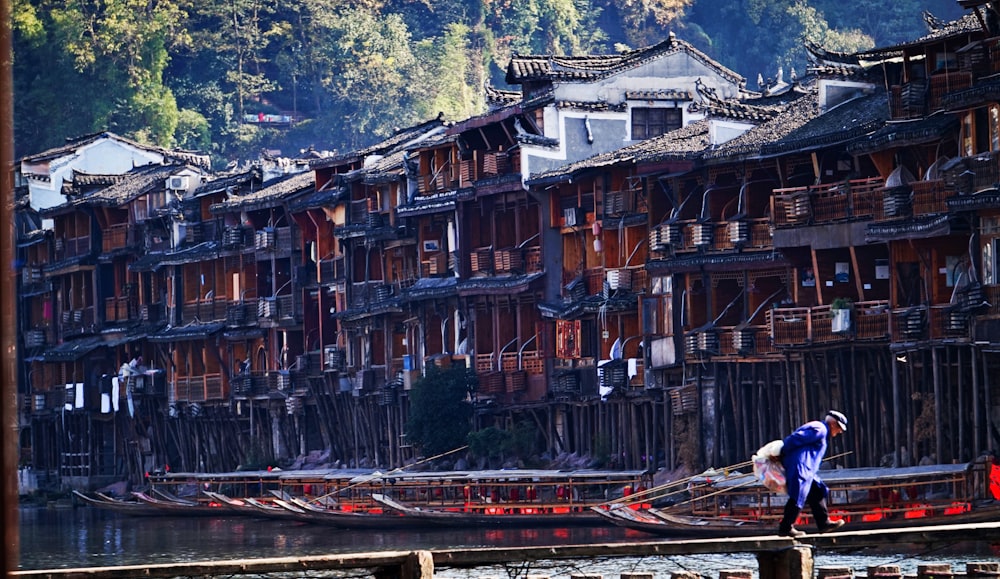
[413,23,486,122]
[406,365,473,457]
[602,0,693,47]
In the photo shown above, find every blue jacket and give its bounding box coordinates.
[781,420,829,508]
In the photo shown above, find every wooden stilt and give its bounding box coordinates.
[933,347,942,463]
[757,545,813,579]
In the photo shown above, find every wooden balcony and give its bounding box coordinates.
[772,187,811,227]
[253,226,297,257]
[912,180,955,217]
[475,353,495,374]
[603,189,639,216]
[767,306,843,346]
[929,71,972,109]
[181,298,229,324]
[715,325,776,357]
[494,248,524,274]
[946,153,1000,194]
[104,296,137,323]
[853,301,890,340]
[319,257,346,284]
[226,302,259,327]
[54,235,92,261]
[890,306,928,342]
[887,304,973,343]
[772,178,884,228]
[929,304,971,341]
[257,294,298,325]
[172,373,224,403]
[102,223,140,252]
[60,306,96,336]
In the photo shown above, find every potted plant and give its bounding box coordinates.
[831,298,853,333]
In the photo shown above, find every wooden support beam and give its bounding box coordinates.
[811,249,823,305]
[849,245,864,301]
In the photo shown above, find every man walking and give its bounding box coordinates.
[778,410,848,537]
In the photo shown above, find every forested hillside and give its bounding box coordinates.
[11,0,964,166]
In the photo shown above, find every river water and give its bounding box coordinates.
[18,506,1000,578]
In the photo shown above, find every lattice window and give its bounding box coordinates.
[711,271,745,288]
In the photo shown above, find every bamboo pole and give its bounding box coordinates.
[307,445,469,504]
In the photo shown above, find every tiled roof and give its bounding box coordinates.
[625,89,692,101]
[195,169,262,197]
[646,251,790,275]
[703,94,820,162]
[555,101,627,112]
[854,13,981,58]
[527,119,712,186]
[506,36,743,87]
[129,241,221,272]
[19,131,210,168]
[209,170,314,212]
[147,322,226,343]
[457,272,544,296]
[402,277,458,301]
[69,164,185,208]
[364,150,406,183]
[311,116,448,169]
[486,85,522,109]
[848,113,957,154]
[761,90,889,156]
[865,214,952,242]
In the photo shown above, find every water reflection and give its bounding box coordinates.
[19,506,1000,576]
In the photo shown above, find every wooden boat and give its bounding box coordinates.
[595,461,1000,537]
[371,492,604,527]
[263,494,433,529]
[131,491,227,515]
[201,491,303,520]
[72,490,165,516]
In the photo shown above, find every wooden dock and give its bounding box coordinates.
[12,520,1000,579]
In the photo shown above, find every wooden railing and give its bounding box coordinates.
[771,178,884,228]
[912,180,954,217]
[180,299,229,324]
[104,296,137,322]
[767,302,889,345]
[60,306,96,336]
[172,373,224,402]
[715,325,776,357]
[102,223,138,252]
[54,235,92,261]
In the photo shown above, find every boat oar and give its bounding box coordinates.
[599,458,755,507]
[306,444,469,505]
[608,450,854,508]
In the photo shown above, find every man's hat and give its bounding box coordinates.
[826,410,848,432]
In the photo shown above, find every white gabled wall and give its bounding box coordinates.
[22,137,167,221]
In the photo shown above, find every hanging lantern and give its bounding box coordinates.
[594,238,603,253]
[592,220,602,236]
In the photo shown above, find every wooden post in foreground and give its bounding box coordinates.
[757,545,813,579]
[374,550,433,579]
[0,0,18,571]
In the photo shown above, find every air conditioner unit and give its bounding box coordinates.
[167,176,190,191]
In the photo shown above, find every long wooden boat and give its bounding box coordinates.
[71,490,165,516]
[263,494,433,529]
[131,491,227,516]
[201,491,303,520]
[371,492,604,527]
[596,461,1000,537]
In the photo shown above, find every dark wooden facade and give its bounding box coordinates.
[15,4,1000,489]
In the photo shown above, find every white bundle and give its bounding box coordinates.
[752,439,787,494]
